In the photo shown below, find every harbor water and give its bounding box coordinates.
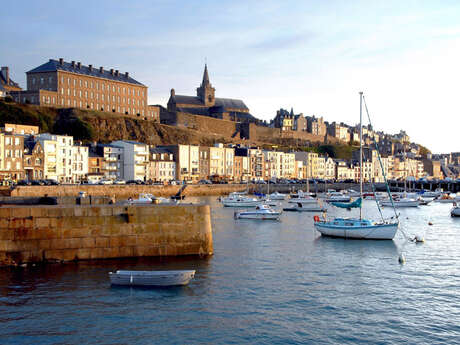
[1,197,459,344]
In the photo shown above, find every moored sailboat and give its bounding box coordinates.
[314,92,399,240]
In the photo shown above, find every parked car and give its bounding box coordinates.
[113,179,126,185]
[99,179,113,185]
[16,180,31,186]
[126,180,144,185]
[198,179,212,184]
[30,180,45,186]
[44,179,59,185]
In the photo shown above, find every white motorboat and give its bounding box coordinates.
[379,197,420,207]
[222,195,260,207]
[314,92,398,240]
[451,203,460,217]
[325,192,351,203]
[268,191,286,200]
[234,204,281,220]
[421,188,443,198]
[109,270,195,287]
[288,190,317,204]
[434,194,457,203]
[283,202,326,212]
[127,193,169,205]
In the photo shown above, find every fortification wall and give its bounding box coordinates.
[0,204,213,266]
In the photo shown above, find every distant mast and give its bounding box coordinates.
[359,92,363,220]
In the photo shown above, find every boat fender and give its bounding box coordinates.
[314,215,320,222]
[428,221,433,226]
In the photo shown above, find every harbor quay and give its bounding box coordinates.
[0,202,213,267]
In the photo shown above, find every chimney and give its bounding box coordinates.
[59,58,64,65]
[125,72,129,78]
[77,62,81,69]
[71,61,75,68]
[99,66,104,73]
[88,64,93,72]
[1,67,9,85]
[115,70,119,76]
[110,69,114,75]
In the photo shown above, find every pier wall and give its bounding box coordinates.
[0,204,213,266]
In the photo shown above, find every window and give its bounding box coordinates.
[40,77,44,84]
[79,90,82,97]
[67,89,70,96]
[102,94,104,101]
[91,92,94,99]
[67,78,70,85]
[61,88,64,95]
[68,99,71,106]
[73,79,76,86]
[85,91,88,98]
[102,84,105,91]
[32,77,36,85]
[90,82,93,88]
[52,97,55,103]
[85,81,88,87]
[112,86,115,92]
[79,79,82,87]
[118,86,120,93]
[73,89,76,96]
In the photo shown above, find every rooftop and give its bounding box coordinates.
[27,59,145,86]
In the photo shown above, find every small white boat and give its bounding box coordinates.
[325,192,351,203]
[379,197,419,207]
[268,191,286,200]
[451,203,460,217]
[283,202,326,212]
[314,217,398,240]
[222,196,260,207]
[421,188,443,198]
[434,194,456,203]
[288,191,317,204]
[127,193,168,205]
[234,204,281,220]
[109,270,195,287]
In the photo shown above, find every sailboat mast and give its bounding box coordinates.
[359,92,363,220]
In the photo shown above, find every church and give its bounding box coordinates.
[167,65,257,123]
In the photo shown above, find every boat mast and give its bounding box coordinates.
[359,91,363,220]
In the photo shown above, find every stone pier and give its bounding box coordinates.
[0,204,213,266]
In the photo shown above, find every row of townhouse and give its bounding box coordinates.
[0,123,430,184]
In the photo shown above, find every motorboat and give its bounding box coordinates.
[379,197,420,208]
[234,204,281,220]
[451,203,460,217]
[127,193,169,205]
[314,216,398,240]
[434,193,456,203]
[268,191,286,200]
[325,191,351,203]
[222,194,260,207]
[288,190,317,204]
[283,202,326,212]
[420,188,443,198]
[109,270,195,287]
[314,92,398,240]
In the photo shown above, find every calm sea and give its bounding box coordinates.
[1,197,459,344]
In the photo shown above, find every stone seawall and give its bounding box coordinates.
[9,183,361,199]
[0,204,213,266]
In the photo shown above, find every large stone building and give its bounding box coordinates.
[167,65,256,123]
[11,58,149,118]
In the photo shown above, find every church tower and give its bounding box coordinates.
[196,64,215,107]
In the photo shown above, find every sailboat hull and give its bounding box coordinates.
[314,220,398,240]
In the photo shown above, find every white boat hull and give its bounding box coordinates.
[379,200,419,207]
[451,207,460,217]
[314,222,398,240]
[288,198,317,204]
[235,212,281,220]
[223,200,261,207]
[435,199,455,204]
[284,206,326,212]
[268,193,286,200]
[325,197,351,203]
[109,270,195,287]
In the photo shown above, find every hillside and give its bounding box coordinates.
[0,101,359,158]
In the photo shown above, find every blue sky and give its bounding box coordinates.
[2,1,459,153]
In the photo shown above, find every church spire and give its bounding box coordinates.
[202,63,210,86]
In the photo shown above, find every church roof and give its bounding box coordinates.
[202,64,210,86]
[173,94,249,111]
[27,59,145,86]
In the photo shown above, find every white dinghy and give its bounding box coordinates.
[234,204,281,220]
[109,270,195,287]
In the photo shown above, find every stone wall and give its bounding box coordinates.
[0,204,213,266]
[10,184,249,198]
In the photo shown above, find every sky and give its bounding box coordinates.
[2,0,459,153]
